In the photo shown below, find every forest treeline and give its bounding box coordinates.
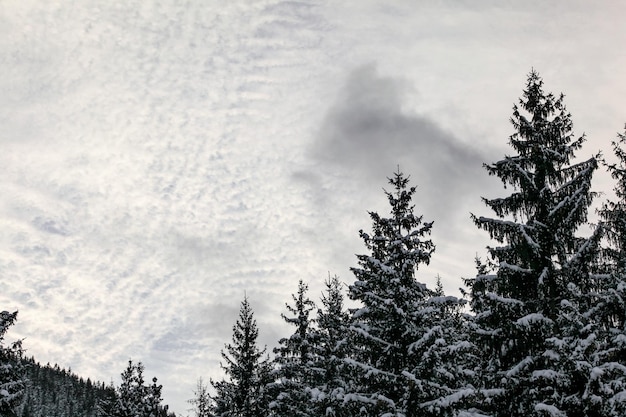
[14,357,116,417]
[1,315,176,417]
[2,71,626,417]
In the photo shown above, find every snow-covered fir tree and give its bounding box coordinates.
[598,127,626,269]
[188,378,211,417]
[1,310,25,417]
[269,280,318,417]
[466,70,602,417]
[413,282,476,417]
[112,359,170,417]
[309,274,350,417]
[211,296,271,417]
[345,169,468,417]
[587,127,626,416]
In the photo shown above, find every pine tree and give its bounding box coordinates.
[211,296,270,417]
[344,169,467,417]
[0,310,25,417]
[588,126,626,416]
[310,274,350,417]
[269,280,318,417]
[466,70,601,417]
[112,359,170,417]
[188,378,212,417]
[415,282,476,417]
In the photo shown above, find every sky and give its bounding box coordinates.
[1,1,625,414]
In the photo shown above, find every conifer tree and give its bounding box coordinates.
[310,274,350,417]
[188,378,212,417]
[598,127,626,276]
[0,310,25,417]
[112,360,170,417]
[416,283,476,417]
[588,127,626,416]
[466,70,601,417]
[269,280,318,417]
[211,296,270,417]
[345,169,466,416]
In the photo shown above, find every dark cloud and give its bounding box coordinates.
[307,64,493,224]
[291,64,503,299]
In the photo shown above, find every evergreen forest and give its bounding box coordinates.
[2,71,626,416]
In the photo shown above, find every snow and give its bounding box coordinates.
[348,325,392,347]
[307,387,327,402]
[542,349,560,360]
[458,410,492,417]
[409,326,441,351]
[506,356,533,377]
[421,388,474,408]
[342,358,395,378]
[516,313,553,327]
[499,262,532,273]
[366,256,397,275]
[534,402,566,417]
[449,340,473,352]
[519,224,541,249]
[429,295,460,304]
[374,393,396,407]
[352,306,370,319]
[485,292,523,305]
[589,367,604,380]
[548,194,569,218]
[538,267,549,285]
[546,336,567,348]
[342,393,375,405]
[532,369,560,381]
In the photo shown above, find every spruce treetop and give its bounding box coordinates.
[472,70,598,305]
[213,296,269,417]
[600,127,626,270]
[466,70,602,417]
[351,168,434,300]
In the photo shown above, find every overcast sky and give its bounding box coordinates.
[1,1,625,414]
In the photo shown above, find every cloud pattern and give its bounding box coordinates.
[1,1,626,414]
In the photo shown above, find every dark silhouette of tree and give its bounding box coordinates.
[211,296,270,417]
[1,310,25,417]
[466,70,601,417]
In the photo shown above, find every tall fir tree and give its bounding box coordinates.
[269,280,318,417]
[188,378,212,417]
[211,296,271,417]
[466,70,601,417]
[310,274,350,417]
[0,311,25,417]
[345,169,466,416]
[588,126,626,416]
[414,281,476,417]
[598,127,626,269]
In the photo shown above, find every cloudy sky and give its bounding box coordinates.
[1,1,625,414]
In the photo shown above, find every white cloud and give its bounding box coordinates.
[1,1,625,414]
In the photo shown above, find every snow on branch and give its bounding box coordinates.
[506,356,533,378]
[499,262,533,274]
[516,313,553,327]
[485,292,523,306]
[534,402,566,417]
